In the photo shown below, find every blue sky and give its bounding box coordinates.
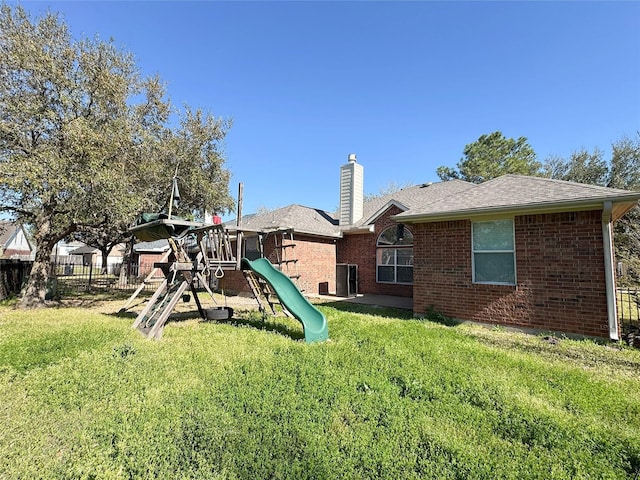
[17,1,640,218]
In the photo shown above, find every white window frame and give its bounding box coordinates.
[471,219,516,286]
[376,225,413,285]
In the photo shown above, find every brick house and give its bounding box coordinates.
[224,155,640,340]
[224,205,341,295]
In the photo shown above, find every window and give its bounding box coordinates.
[472,220,516,285]
[377,224,413,284]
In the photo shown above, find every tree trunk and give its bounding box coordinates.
[118,239,134,286]
[19,210,71,309]
[100,249,109,275]
[20,243,54,308]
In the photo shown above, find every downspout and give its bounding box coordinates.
[602,201,619,340]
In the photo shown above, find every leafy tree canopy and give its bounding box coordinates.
[0,5,234,306]
[542,148,609,186]
[437,131,541,184]
[542,135,640,286]
[608,134,640,191]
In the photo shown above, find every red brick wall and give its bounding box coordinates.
[412,210,611,338]
[136,252,170,277]
[221,269,250,294]
[221,233,337,295]
[337,206,413,297]
[1,248,32,259]
[276,234,337,295]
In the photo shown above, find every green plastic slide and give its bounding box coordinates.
[241,258,329,343]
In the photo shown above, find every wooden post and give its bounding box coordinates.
[167,166,180,219]
[236,182,244,270]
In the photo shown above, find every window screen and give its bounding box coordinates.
[472,220,515,285]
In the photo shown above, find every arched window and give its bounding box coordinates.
[376,224,413,284]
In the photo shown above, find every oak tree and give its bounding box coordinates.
[0,5,234,306]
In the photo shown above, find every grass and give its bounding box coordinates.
[1,299,639,479]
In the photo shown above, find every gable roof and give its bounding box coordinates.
[394,175,640,223]
[230,175,639,236]
[0,220,35,260]
[233,180,477,237]
[0,220,33,249]
[133,239,170,253]
[0,221,15,247]
[235,204,341,238]
[354,179,476,228]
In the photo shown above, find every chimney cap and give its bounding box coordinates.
[348,153,357,163]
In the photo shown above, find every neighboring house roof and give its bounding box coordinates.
[0,221,15,248]
[236,204,341,238]
[69,245,99,255]
[133,239,171,253]
[54,240,85,256]
[395,175,640,223]
[0,220,35,259]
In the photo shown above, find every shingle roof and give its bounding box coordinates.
[0,221,15,247]
[231,175,640,235]
[237,204,341,237]
[133,239,170,253]
[233,180,477,236]
[0,220,32,250]
[69,245,99,255]
[355,179,476,227]
[395,175,640,221]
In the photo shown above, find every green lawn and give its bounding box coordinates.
[1,300,639,479]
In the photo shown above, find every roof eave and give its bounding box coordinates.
[363,200,410,225]
[291,228,342,239]
[229,225,342,239]
[394,196,640,223]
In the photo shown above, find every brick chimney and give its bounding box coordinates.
[339,153,364,226]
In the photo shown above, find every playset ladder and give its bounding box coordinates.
[132,277,190,339]
[131,237,213,339]
[119,250,171,313]
[243,269,293,317]
[243,269,276,315]
[273,229,302,290]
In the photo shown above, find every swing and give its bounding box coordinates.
[205,261,233,320]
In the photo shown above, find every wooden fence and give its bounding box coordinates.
[0,260,32,300]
